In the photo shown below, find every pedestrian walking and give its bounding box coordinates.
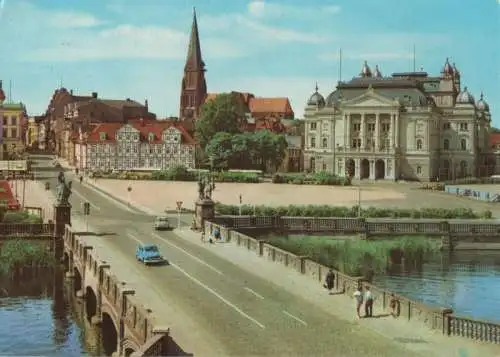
[364,286,374,317]
[353,285,363,318]
[323,269,335,294]
[201,231,206,242]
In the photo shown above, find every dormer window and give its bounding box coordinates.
[99,132,106,140]
[148,133,155,142]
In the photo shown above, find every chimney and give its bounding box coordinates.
[145,99,149,109]
[70,89,73,95]
[92,92,98,98]
[126,98,131,101]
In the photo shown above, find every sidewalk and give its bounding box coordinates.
[173,228,498,357]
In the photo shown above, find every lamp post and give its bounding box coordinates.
[357,185,362,217]
[239,194,243,216]
[127,183,132,207]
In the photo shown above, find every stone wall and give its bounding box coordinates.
[211,215,500,250]
[205,221,500,345]
[63,224,169,356]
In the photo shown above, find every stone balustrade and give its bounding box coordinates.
[205,221,500,345]
[0,223,54,237]
[63,224,169,356]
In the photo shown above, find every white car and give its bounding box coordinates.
[154,216,171,231]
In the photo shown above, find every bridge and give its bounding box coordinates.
[27,154,500,357]
[62,224,169,357]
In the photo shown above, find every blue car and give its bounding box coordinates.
[135,244,166,265]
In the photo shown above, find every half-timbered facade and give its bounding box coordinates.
[81,120,196,171]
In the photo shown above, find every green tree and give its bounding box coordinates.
[231,132,259,169]
[205,132,234,168]
[252,130,288,172]
[195,93,243,149]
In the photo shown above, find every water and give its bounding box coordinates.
[373,251,500,322]
[0,269,100,356]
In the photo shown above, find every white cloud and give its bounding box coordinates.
[237,17,327,44]
[47,11,103,29]
[247,0,341,19]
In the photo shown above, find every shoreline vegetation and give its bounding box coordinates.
[265,235,440,278]
[0,240,56,276]
[215,203,491,219]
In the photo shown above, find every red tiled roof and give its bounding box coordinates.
[248,97,293,115]
[0,181,20,210]
[86,120,195,145]
[490,133,500,149]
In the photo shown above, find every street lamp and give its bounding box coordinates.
[127,183,132,207]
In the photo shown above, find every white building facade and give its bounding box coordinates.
[304,59,493,181]
[82,121,196,172]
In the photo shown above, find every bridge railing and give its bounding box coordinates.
[205,220,500,345]
[63,224,169,355]
[0,223,54,236]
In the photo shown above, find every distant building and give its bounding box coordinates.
[303,59,493,181]
[0,80,27,159]
[25,116,41,148]
[75,119,196,172]
[43,88,155,162]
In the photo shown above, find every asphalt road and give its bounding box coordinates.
[31,155,424,357]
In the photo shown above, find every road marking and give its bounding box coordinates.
[282,310,307,326]
[127,232,144,245]
[244,287,264,300]
[151,232,224,276]
[171,261,265,329]
[72,189,101,211]
[128,231,264,329]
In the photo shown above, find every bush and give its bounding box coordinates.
[3,211,43,223]
[272,172,351,186]
[0,240,55,275]
[419,183,445,191]
[266,235,439,277]
[213,171,260,183]
[215,203,490,219]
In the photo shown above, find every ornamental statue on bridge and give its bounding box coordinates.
[193,175,215,231]
[56,171,72,206]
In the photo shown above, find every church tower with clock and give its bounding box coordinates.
[179,8,207,121]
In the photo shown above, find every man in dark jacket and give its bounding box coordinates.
[324,269,335,294]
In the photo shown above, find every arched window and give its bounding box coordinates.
[416,139,423,150]
[460,138,467,151]
[443,139,450,150]
[322,138,328,148]
[311,137,316,148]
[416,166,422,174]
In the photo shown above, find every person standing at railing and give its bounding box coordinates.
[353,285,364,319]
[323,269,335,294]
[364,286,374,317]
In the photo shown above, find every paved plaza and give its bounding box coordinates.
[89,178,500,216]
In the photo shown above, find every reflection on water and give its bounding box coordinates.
[0,269,103,356]
[373,251,500,322]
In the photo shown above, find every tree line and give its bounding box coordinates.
[194,93,288,171]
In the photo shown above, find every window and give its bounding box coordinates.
[11,116,17,126]
[443,139,450,150]
[99,132,106,140]
[310,122,317,130]
[460,123,468,131]
[382,123,390,132]
[416,166,422,174]
[368,123,375,132]
[353,123,361,132]
[2,130,6,138]
[460,138,467,151]
[322,138,328,148]
[148,133,155,142]
[310,137,316,148]
[351,138,361,148]
[416,139,423,150]
[443,122,451,130]
[322,163,327,171]
[11,129,17,138]
[2,116,6,126]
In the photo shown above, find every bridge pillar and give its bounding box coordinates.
[194,198,215,231]
[53,202,71,261]
[94,263,111,325]
[118,289,136,357]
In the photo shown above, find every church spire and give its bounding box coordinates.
[179,8,207,121]
[185,7,205,71]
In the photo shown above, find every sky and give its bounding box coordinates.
[0,0,498,123]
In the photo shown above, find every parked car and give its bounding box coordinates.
[154,216,171,231]
[135,244,166,265]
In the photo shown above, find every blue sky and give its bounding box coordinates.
[0,0,498,122]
